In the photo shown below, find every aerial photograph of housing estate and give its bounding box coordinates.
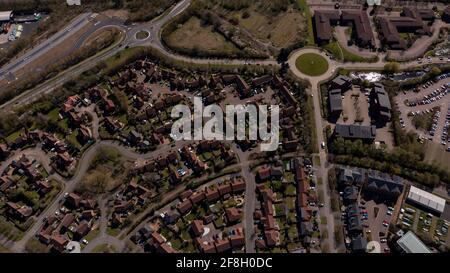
[1,0,450,258]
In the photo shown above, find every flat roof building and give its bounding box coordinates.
[329,89,343,116]
[334,124,376,142]
[407,185,446,215]
[396,231,431,253]
[67,0,81,5]
[0,11,13,22]
[372,83,391,121]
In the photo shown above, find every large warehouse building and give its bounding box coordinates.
[407,186,446,215]
[0,11,13,22]
[396,231,431,253]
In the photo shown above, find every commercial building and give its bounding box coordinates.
[396,231,431,253]
[329,89,343,116]
[334,124,376,142]
[378,7,434,50]
[0,11,13,22]
[341,10,375,48]
[371,83,391,121]
[314,10,341,44]
[406,185,446,215]
[314,9,375,48]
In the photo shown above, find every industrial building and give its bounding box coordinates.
[396,231,432,253]
[0,11,13,22]
[406,186,446,215]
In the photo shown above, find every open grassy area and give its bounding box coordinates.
[135,30,149,40]
[229,6,306,48]
[165,16,240,57]
[92,243,117,253]
[0,244,9,253]
[295,53,329,76]
[297,0,315,46]
[424,141,450,169]
[322,42,379,63]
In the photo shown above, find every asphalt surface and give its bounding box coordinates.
[0,13,94,80]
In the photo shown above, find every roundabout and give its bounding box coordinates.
[287,48,336,83]
[295,52,329,77]
[135,30,150,41]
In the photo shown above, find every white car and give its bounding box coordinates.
[82,239,89,245]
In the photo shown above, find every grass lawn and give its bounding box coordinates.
[0,216,24,241]
[295,53,329,76]
[106,227,121,237]
[297,0,315,46]
[322,42,379,63]
[285,184,296,196]
[5,129,24,143]
[0,244,9,253]
[92,243,117,253]
[231,7,306,48]
[84,229,100,242]
[135,30,149,40]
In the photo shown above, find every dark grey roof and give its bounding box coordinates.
[329,89,343,112]
[338,167,365,185]
[373,83,391,110]
[351,236,367,252]
[332,75,352,87]
[366,169,404,194]
[343,186,359,201]
[335,124,376,140]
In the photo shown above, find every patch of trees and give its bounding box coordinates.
[329,137,450,187]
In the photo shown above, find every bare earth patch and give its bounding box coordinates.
[230,8,305,48]
[165,16,239,55]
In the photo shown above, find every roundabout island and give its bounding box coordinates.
[295,52,329,77]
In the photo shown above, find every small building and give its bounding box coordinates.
[66,0,81,6]
[371,83,391,121]
[329,89,343,116]
[351,235,367,253]
[331,75,352,92]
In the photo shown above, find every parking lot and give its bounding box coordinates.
[362,199,393,253]
[338,86,371,126]
[397,203,450,248]
[395,74,450,150]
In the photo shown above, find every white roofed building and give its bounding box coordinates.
[396,231,431,253]
[0,11,13,22]
[407,185,446,215]
[67,0,81,6]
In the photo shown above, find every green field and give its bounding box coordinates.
[295,53,329,76]
[322,42,379,63]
